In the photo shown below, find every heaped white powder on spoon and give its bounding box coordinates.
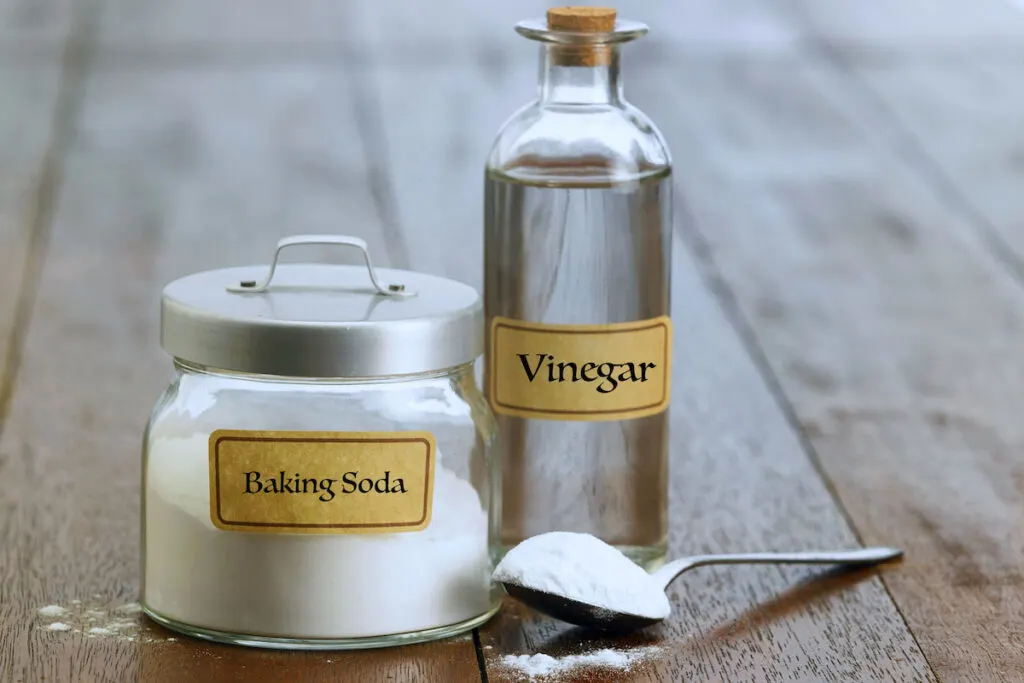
[493,531,670,619]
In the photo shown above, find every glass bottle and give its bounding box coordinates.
[484,7,672,568]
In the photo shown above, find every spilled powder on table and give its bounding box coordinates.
[498,646,660,680]
[35,600,174,643]
[115,603,143,615]
[38,605,69,618]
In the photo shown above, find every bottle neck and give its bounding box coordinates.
[538,44,622,105]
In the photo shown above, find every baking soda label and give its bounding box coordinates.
[208,430,435,534]
[489,316,672,421]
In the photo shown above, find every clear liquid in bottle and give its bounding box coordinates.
[484,165,671,567]
[484,7,672,568]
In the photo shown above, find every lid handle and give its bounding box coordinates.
[226,234,414,297]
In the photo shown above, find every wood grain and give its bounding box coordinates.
[0,62,62,405]
[845,51,1024,269]
[136,637,482,683]
[634,53,1024,681]
[353,0,804,59]
[370,57,934,682]
[0,0,76,48]
[96,0,351,51]
[352,0,547,53]
[0,64,480,683]
[791,0,1024,46]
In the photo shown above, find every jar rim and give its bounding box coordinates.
[171,358,476,384]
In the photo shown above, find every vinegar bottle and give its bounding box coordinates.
[484,7,672,567]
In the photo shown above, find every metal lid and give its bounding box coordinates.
[160,235,482,378]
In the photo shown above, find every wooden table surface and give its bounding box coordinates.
[3,0,1023,681]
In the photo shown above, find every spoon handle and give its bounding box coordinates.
[651,547,903,591]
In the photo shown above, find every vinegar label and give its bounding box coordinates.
[489,316,672,421]
[208,430,435,534]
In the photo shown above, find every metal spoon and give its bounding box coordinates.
[500,546,903,632]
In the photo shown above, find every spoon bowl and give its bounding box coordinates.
[503,583,662,632]
[499,546,903,632]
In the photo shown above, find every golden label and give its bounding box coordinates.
[208,430,435,534]
[489,316,672,421]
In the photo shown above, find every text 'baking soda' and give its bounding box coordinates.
[242,470,409,502]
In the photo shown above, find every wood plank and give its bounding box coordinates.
[633,53,1024,681]
[352,0,546,54]
[352,0,802,58]
[370,57,934,682]
[844,51,1024,266]
[0,61,63,411]
[0,0,76,48]
[792,0,1024,45]
[96,0,351,50]
[0,64,480,683]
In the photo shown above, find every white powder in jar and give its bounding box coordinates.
[493,532,670,619]
[144,434,493,640]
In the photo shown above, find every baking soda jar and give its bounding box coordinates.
[141,235,500,649]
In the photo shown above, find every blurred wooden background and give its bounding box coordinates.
[3,0,1024,681]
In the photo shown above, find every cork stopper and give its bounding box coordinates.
[546,7,617,66]
[546,7,617,33]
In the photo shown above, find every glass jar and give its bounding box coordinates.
[141,235,500,650]
[484,8,672,568]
